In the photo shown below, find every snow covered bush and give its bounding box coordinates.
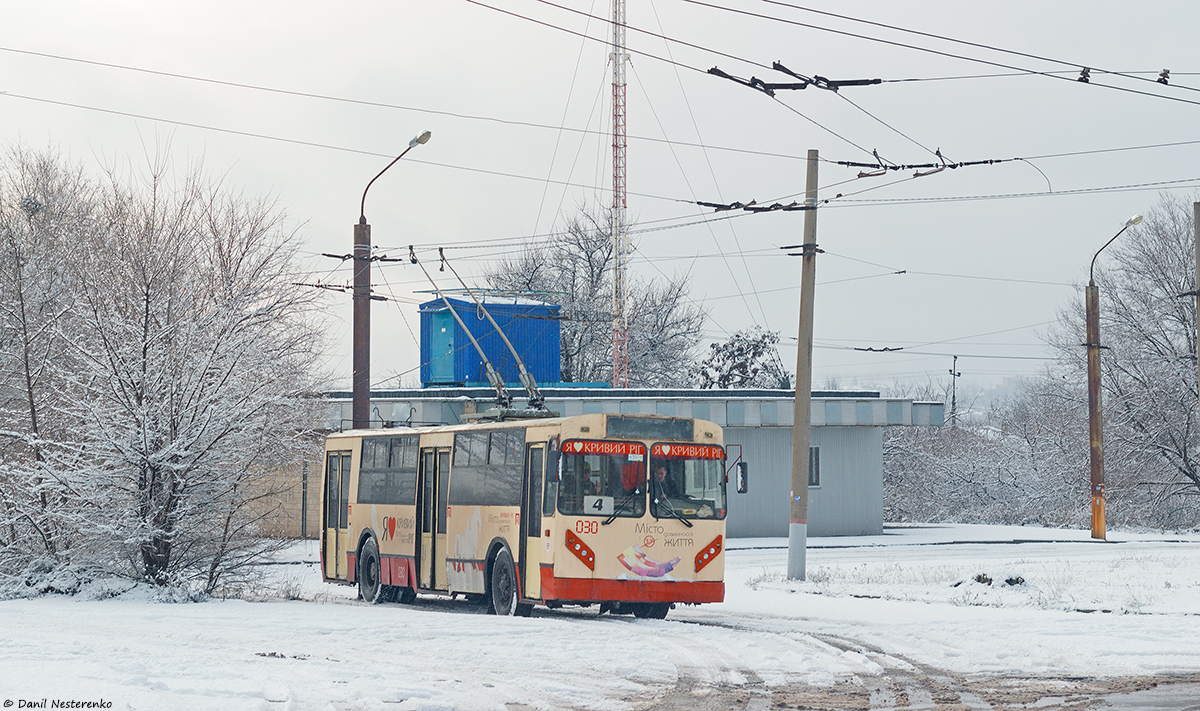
[884,389,1089,528]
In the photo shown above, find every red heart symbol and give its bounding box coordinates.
[388,517,396,540]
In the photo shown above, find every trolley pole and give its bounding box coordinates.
[788,149,819,580]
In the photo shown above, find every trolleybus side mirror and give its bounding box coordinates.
[736,461,749,494]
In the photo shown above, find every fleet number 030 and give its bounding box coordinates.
[575,520,599,535]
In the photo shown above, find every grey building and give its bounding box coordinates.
[326,388,943,537]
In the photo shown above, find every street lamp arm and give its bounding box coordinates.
[1089,214,1144,284]
[359,130,432,224]
[1089,225,1129,284]
[360,146,414,224]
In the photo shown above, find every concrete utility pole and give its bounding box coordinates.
[353,130,431,429]
[352,218,372,430]
[788,149,819,580]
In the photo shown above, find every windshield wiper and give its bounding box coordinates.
[602,487,642,525]
[651,494,693,528]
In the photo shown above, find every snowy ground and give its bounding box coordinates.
[3,524,1200,710]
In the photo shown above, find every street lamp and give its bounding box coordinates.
[359,130,431,224]
[1085,213,1142,540]
[352,130,432,430]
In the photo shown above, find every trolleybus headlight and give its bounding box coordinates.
[694,535,724,573]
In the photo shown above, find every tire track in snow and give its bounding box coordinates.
[664,614,996,710]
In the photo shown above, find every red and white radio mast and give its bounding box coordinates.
[610,0,630,387]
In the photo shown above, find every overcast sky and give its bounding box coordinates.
[4,1,1198,394]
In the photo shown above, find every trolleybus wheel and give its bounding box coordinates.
[634,602,670,619]
[489,548,523,616]
[358,536,385,604]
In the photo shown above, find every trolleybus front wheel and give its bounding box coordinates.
[489,548,532,616]
[358,536,386,604]
[633,602,670,619]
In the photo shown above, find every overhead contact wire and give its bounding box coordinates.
[677,0,1200,109]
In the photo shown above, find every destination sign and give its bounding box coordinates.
[650,443,724,459]
[562,440,646,456]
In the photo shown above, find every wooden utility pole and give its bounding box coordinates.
[1085,214,1141,540]
[1194,203,1200,476]
[788,149,819,580]
[949,355,961,426]
[1084,281,1105,540]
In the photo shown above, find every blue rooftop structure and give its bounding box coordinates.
[419,295,562,387]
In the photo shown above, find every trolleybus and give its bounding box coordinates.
[321,412,729,617]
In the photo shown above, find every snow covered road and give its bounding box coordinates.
[2,524,1200,710]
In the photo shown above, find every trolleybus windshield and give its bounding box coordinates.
[557,440,646,518]
[649,443,727,520]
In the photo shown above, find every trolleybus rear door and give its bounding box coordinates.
[323,450,352,580]
[418,447,452,591]
[418,448,435,589]
[520,443,545,599]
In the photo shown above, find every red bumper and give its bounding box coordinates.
[539,566,724,604]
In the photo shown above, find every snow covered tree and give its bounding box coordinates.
[484,206,705,386]
[0,146,98,571]
[697,327,790,389]
[1047,194,1200,527]
[0,147,328,593]
[882,195,1200,531]
[59,162,327,590]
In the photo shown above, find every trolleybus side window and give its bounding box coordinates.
[449,429,525,506]
[437,450,450,534]
[421,450,435,534]
[357,435,419,505]
[338,453,351,528]
[525,446,544,535]
[649,443,727,520]
[543,436,559,518]
[558,440,646,517]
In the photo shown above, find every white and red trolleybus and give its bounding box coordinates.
[321,412,729,617]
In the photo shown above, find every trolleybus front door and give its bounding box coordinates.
[520,443,545,599]
[323,450,352,580]
[418,447,451,591]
